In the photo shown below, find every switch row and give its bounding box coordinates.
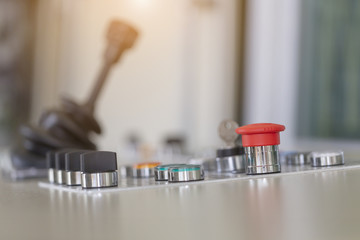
[284,151,344,167]
[46,149,118,189]
[120,162,205,182]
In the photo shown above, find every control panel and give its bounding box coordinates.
[39,120,352,195]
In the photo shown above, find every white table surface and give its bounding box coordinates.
[1,165,360,240]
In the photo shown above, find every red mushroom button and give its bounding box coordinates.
[236,123,285,147]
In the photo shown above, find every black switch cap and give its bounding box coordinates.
[55,149,76,170]
[46,151,56,169]
[65,150,90,171]
[80,151,117,173]
[216,146,244,158]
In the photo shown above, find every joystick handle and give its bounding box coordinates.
[84,20,138,113]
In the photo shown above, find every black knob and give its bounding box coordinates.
[80,151,118,188]
[55,149,76,184]
[46,151,56,183]
[55,149,73,171]
[216,146,244,158]
[80,151,117,173]
[46,151,56,169]
[65,150,90,172]
[65,150,87,186]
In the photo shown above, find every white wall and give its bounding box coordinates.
[243,0,360,155]
[243,0,301,150]
[32,0,241,153]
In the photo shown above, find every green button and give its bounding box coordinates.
[155,164,187,171]
[169,164,201,172]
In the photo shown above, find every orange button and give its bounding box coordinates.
[133,162,161,169]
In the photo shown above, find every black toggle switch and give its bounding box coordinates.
[216,146,244,158]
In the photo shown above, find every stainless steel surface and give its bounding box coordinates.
[56,170,66,184]
[48,168,55,183]
[66,171,81,186]
[2,164,360,239]
[168,166,204,182]
[285,152,310,165]
[245,145,281,174]
[81,171,118,188]
[310,151,345,167]
[215,155,245,173]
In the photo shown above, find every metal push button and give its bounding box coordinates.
[132,162,161,178]
[46,151,56,183]
[309,151,344,167]
[80,151,118,189]
[55,149,74,184]
[236,123,285,175]
[245,145,281,174]
[154,164,187,181]
[65,150,89,186]
[215,146,245,173]
[168,164,204,182]
[215,120,246,173]
[120,165,132,178]
[285,152,310,165]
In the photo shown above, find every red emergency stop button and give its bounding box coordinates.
[236,123,285,147]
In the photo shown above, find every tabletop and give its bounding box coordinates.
[0,164,360,240]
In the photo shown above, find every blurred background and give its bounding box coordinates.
[0,0,359,161]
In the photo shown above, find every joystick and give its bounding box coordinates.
[11,20,138,172]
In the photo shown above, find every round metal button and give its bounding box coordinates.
[132,162,161,178]
[215,155,245,173]
[120,165,132,177]
[309,151,344,167]
[168,165,204,182]
[46,151,56,183]
[285,152,310,165]
[154,164,187,181]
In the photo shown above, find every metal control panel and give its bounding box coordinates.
[39,154,356,195]
[39,121,349,194]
